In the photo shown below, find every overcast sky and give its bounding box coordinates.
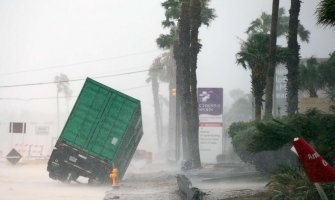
[0,0,334,151]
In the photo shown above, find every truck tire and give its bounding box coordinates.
[88,177,103,185]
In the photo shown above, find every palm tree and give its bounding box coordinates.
[246,7,310,42]
[319,52,335,89]
[316,0,335,28]
[54,73,72,135]
[157,0,215,164]
[147,51,177,157]
[237,33,269,120]
[163,51,178,160]
[287,0,302,116]
[178,0,192,161]
[245,6,309,118]
[264,0,280,119]
[299,57,323,97]
[319,52,335,112]
[237,33,287,120]
[188,0,202,168]
[147,57,165,147]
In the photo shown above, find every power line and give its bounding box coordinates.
[0,49,160,76]
[0,85,151,101]
[0,67,161,88]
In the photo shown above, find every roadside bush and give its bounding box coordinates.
[228,109,335,200]
[267,167,335,199]
[228,121,297,174]
[250,109,335,164]
[228,109,335,173]
[290,109,335,164]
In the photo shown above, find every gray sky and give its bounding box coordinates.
[0,0,334,151]
[198,0,335,99]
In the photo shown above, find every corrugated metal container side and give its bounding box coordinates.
[47,78,143,183]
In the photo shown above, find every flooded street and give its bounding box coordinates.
[0,161,110,200]
[0,160,181,200]
[0,159,268,200]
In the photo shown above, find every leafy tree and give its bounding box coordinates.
[299,57,323,97]
[229,89,245,101]
[319,51,335,89]
[316,0,335,28]
[318,52,335,111]
[225,96,253,124]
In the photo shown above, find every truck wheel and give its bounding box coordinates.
[88,177,102,185]
[49,172,57,180]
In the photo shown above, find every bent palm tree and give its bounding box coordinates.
[147,57,164,147]
[54,73,72,134]
[247,7,310,42]
[237,33,269,120]
[245,6,310,118]
[237,33,287,120]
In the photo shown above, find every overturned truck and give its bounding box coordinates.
[47,78,143,184]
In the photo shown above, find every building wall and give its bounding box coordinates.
[0,121,56,159]
[299,97,332,114]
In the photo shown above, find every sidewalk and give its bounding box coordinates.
[179,163,268,199]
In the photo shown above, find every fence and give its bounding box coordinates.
[14,144,44,160]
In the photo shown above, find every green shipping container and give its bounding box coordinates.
[47,78,143,184]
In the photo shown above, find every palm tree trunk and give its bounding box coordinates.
[173,41,182,161]
[255,95,263,120]
[252,66,266,120]
[168,49,177,160]
[179,0,192,160]
[287,0,301,116]
[309,89,318,98]
[152,76,163,147]
[189,0,202,168]
[265,0,280,119]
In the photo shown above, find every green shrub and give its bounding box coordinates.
[229,110,335,199]
[228,121,298,174]
[267,167,335,200]
[229,109,335,173]
[290,109,335,164]
[250,109,335,164]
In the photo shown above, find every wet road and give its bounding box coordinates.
[0,160,181,200]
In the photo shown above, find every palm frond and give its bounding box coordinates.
[316,0,335,27]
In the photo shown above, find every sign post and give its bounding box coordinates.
[197,88,223,164]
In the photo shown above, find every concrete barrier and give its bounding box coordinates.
[176,174,205,200]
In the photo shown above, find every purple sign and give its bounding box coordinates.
[198,88,223,115]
